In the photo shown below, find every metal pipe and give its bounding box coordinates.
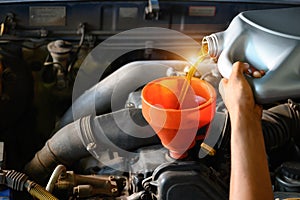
[24,180,58,200]
[46,165,66,193]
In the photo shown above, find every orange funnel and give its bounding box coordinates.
[141,76,216,159]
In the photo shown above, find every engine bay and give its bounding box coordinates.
[1,1,300,199]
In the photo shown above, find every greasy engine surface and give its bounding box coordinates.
[0,1,300,199]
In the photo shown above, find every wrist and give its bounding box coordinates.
[229,107,262,128]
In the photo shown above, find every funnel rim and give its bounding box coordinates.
[141,76,217,112]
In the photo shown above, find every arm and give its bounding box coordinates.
[219,62,273,200]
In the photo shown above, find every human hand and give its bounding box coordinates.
[224,62,273,200]
[219,61,262,120]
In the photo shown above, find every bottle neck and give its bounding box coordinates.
[202,32,224,59]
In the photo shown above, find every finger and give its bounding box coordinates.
[231,61,250,77]
[242,62,250,72]
[221,77,228,85]
[219,78,227,101]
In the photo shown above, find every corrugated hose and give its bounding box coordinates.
[3,170,58,200]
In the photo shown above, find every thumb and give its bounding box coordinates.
[219,78,227,101]
[231,62,250,77]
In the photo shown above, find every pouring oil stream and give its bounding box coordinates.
[177,43,216,155]
[177,43,209,108]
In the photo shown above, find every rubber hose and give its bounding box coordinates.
[24,118,89,184]
[262,100,300,152]
[24,108,159,184]
[59,61,173,128]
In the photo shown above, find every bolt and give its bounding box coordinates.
[111,188,118,194]
[126,102,135,108]
[86,143,97,151]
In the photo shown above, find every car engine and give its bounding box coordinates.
[0,0,300,199]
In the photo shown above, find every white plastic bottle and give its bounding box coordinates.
[203,7,300,104]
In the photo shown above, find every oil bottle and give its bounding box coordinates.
[202,7,300,104]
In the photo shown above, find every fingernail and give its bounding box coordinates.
[252,71,262,78]
[243,62,250,69]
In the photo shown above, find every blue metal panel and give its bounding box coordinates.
[0,1,297,39]
[0,189,11,200]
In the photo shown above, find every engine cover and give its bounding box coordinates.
[150,162,228,200]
